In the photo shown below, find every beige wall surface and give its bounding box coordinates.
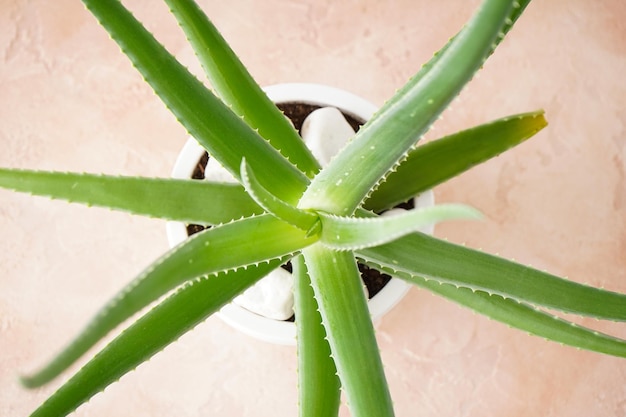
[1,1,625,416]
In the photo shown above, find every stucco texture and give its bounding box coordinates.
[1,1,625,416]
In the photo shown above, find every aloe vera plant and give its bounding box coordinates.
[4,0,626,416]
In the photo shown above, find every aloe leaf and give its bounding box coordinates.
[27,261,281,417]
[81,0,308,204]
[359,0,530,172]
[21,214,315,387]
[358,232,626,321]
[299,0,516,215]
[303,245,393,417]
[240,159,318,232]
[292,255,341,417]
[423,283,626,359]
[320,204,481,250]
[367,267,626,359]
[163,0,320,178]
[365,0,530,134]
[0,169,261,224]
[365,111,547,212]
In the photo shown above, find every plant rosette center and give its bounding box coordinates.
[166,83,432,344]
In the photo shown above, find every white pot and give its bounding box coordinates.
[166,83,433,345]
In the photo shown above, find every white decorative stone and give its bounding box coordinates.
[380,208,406,217]
[204,158,238,185]
[301,106,355,166]
[233,267,294,321]
[203,106,356,321]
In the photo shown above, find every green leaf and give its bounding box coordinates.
[320,204,481,250]
[81,0,308,204]
[369,269,626,359]
[358,232,626,321]
[365,111,547,212]
[27,261,282,417]
[163,0,320,177]
[408,0,531,99]
[240,158,319,232]
[299,0,516,215]
[0,169,261,224]
[21,214,315,388]
[303,245,393,417]
[292,255,341,417]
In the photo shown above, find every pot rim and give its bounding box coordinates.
[166,83,431,345]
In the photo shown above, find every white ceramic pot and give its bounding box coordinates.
[166,83,433,345]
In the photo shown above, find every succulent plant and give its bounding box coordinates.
[4,0,626,416]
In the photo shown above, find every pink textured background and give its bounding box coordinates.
[1,1,625,416]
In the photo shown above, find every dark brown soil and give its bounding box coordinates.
[185,102,411,318]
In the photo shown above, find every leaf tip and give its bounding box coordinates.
[18,373,42,389]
